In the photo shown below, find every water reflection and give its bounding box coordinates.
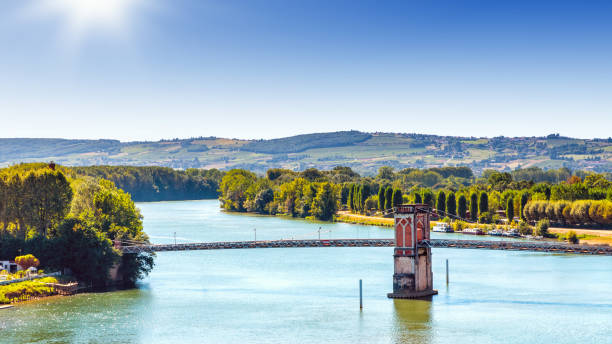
[392,299,433,344]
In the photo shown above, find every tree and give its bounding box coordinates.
[346,184,355,211]
[413,192,422,204]
[506,197,514,221]
[535,219,549,237]
[470,192,478,221]
[54,218,120,286]
[384,187,393,210]
[24,170,73,236]
[567,230,579,244]
[446,192,456,216]
[478,192,488,216]
[436,191,446,214]
[15,254,40,270]
[377,166,395,180]
[520,191,529,220]
[219,169,257,211]
[311,182,337,221]
[457,194,467,219]
[378,187,385,211]
[392,189,403,207]
[422,189,434,208]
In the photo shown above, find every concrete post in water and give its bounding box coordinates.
[254,228,256,242]
[359,279,363,310]
[446,259,449,285]
[387,204,438,299]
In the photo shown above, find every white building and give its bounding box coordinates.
[0,261,22,274]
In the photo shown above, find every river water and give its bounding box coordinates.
[1,200,611,343]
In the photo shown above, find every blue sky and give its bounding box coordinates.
[0,0,611,141]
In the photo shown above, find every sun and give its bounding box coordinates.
[33,0,144,39]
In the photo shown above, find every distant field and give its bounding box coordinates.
[1,131,610,175]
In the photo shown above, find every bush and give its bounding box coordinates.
[518,221,532,235]
[535,219,550,237]
[478,212,492,224]
[567,230,579,244]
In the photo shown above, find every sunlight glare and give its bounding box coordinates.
[36,0,142,38]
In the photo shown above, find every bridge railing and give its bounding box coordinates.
[120,238,612,255]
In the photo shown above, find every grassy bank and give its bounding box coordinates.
[0,277,59,304]
[334,212,394,227]
[548,228,612,245]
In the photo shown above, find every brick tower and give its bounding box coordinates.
[387,204,437,299]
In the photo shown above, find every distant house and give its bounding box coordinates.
[0,261,22,274]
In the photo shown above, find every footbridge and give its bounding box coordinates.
[120,238,612,256]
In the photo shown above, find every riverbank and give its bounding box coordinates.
[334,211,394,227]
[548,228,612,245]
[334,211,612,246]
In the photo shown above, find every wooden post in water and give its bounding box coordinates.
[359,279,363,310]
[446,259,449,285]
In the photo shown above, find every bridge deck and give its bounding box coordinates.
[121,239,612,256]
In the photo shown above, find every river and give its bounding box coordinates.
[1,200,611,343]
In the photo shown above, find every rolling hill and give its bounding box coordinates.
[1,131,610,175]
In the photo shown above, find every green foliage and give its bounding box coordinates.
[520,191,529,220]
[0,164,154,287]
[311,183,338,220]
[70,166,222,202]
[457,194,467,219]
[377,187,385,211]
[384,187,393,210]
[392,189,403,207]
[240,131,372,154]
[567,230,579,244]
[446,192,456,216]
[506,197,514,221]
[524,199,612,227]
[518,221,532,235]
[219,169,258,211]
[470,192,478,221]
[0,168,73,238]
[413,192,422,204]
[422,189,434,208]
[436,191,446,213]
[478,192,489,216]
[478,212,492,224]
[0,277,59,304]
[535,219,550,237]
[53,218,119,285]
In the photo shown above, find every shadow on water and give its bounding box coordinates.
[391,299,433,344]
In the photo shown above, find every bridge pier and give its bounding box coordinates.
[388,204,437,299]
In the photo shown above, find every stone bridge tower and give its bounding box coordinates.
[388,204,438,299]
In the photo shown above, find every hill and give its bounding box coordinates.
[0,132,610,175]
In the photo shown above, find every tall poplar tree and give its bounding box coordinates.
[457,194,467,219]
[378,187,385,211]
[384,187,393,210]
[479,192,489,215]
[436,191,446,213]
[446,192,456,216]
[413,192,422,204]
[392,189,403,207]
[470,192,478,221]
[506,196,514,222]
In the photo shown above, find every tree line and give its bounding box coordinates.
[0,163,154,287]
[69,166,223,202]
[219,165,612,228]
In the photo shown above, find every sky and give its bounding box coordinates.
[0,0,611,141]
